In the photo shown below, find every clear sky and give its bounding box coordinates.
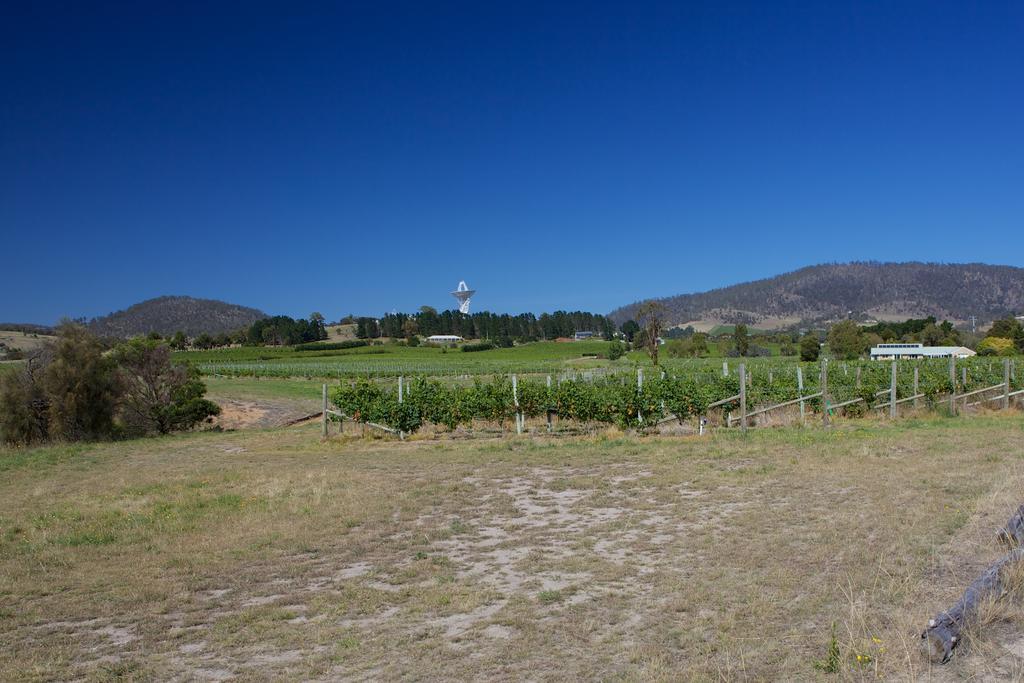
[3,1,1022,324]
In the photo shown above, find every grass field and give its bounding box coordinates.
[182,340,630,378]
[3,416,1024,680]
[0,330,55,355]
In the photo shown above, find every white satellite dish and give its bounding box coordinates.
[451,280,475,314]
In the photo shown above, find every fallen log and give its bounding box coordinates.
[921,505,1024,663]
[998,505,1024,548]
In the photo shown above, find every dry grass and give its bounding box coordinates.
[2,415,1024,680]
[0,330,55,354]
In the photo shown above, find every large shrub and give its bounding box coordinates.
[39,324,121,442]
[112,338,220,435]
[0,358,49,446]
[977,337,1016,357]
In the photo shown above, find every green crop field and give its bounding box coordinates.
[179,340,625,378]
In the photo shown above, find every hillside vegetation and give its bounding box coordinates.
[609,262,1024,329]
[89,296,267,338]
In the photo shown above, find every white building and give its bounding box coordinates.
[426,335,464,344]
[869,343,976,360]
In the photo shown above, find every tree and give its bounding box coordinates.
[690,332,709,357]
[112,338,220,435]
[989,317,1023,339]
[620,320,640,342]
[0,353,49,445]
[607,340,626,361]
[665,338,692,358]
[41,323,121,442]
[402,318,419,340]
[800,332,820,362]
[977,337,1016,357]
[827,320,867,360]
[0,323,121,444]
[636,303,665,366]
[988,317,1024,353]
[733,324,750,357]
[920,323,944,346]
[309,312,327,341]
[169,330,188,350]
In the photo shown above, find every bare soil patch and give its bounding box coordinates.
[213,398,319,430]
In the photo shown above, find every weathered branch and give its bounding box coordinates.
[921,505,1024,663]
[998,505,1024,548]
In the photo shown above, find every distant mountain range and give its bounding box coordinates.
[88,296,267,338]
[609,262,1024,331]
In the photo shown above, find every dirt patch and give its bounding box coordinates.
[213,398,319,430]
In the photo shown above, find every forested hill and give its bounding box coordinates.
[88,296,267,338]
[609,262,1024,330]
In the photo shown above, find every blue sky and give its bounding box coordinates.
[2,1,1022,323]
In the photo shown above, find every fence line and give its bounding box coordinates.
[318,357,1022,438]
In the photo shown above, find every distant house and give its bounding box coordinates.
[869,343,976,360]
[426,335,463,344]
[573,331,595,340]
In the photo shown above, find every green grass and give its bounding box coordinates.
[178,339,616,364]
[203,376,327,402]
[182,339,630,378]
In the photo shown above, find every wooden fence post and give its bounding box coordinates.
[637,368,644,425]
[723,361,728,377]
[398,376,405,440]
[949,356,957,415]
[890,361,897,419]
[914,366,920,410]
[322,383,328,439]
[739,363,747,433]
[855,366,862,390]
[821,360,830,427]
[512,374,522,435]
[797,366,805,424]
[546,375,553,432]
[962,367,968,412]
[1005,358,1012,410]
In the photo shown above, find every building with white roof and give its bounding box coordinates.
[426,335,464,344]
[869,343,976,360]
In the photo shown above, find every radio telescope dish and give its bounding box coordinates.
[451,280,475,314]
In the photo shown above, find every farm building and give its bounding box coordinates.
[573,331,595,340]
[869,343,976,360]
[425,335,463,344]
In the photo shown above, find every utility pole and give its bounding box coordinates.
[970,315,977,334]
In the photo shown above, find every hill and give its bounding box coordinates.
[88,296,267,338]
[609,262,1024,330]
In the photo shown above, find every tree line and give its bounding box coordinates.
[356,308,616,342]
[144,313,330,350]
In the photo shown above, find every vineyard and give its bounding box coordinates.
[329,357,1022,435]
[184,340,616,378]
